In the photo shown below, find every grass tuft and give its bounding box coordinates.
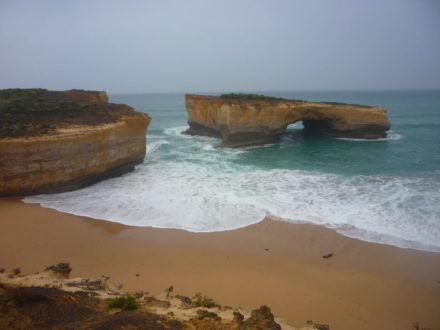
[191,292,219,308]
[108,295,139,311]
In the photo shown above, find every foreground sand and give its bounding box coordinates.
[0,197,439,329]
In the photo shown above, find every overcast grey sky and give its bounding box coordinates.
[1,0,439,93]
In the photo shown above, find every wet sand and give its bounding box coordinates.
[0,197,439,329]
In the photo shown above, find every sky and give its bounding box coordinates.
[0,0,439,93]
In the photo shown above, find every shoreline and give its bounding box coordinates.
[1,197,439,329]
[23,196,439,254]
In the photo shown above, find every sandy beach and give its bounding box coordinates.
[0,197,439,329]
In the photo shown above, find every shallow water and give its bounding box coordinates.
[25,91,440,252]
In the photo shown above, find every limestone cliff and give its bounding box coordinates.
[185,94,391,147]
[0,89,150,196]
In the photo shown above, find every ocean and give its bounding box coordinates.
[25,91,440,252]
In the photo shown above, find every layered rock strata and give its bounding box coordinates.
[0,89,150,196]
[185,94,391,147]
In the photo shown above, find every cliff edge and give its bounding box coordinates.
[185,94,391,147]
[0,264,328,330]
[0,89,150,196]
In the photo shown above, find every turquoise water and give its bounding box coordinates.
[25,91,440,252]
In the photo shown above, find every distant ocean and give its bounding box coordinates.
[25,91,440,252]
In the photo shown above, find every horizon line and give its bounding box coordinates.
[107,88,440,95]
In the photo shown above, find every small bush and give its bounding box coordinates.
[108,295,139,311]
[191,292,219,308]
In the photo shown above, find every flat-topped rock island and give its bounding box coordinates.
[185,94,391,147]
[0,89,150,196]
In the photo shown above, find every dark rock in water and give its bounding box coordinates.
[184,121,221,139]
[185,94,391,147]
[12,268,21,275]
[322,253,334,259]
[240,305,281,330]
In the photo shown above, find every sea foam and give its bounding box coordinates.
[24,126,440,252]
[336,130,402,142]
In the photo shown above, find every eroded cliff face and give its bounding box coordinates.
[0,114,150,196]
[185,95,391,147]
[0,90,150,196]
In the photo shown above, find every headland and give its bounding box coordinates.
[0,89,150,196]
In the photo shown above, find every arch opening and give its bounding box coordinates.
[283,119,337,139]
[302,119,336,137]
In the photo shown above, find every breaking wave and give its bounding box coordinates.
[25,125,440,252]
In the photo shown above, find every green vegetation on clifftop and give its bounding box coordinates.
[108,295,139,311]
[220,93,305,102]
[0,89,132,138]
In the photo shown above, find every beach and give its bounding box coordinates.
[1,197,439,330]
[23,91,440,254]
[2,1,440,329]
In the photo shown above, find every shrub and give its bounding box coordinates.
[191,292,219,308]
[108,295,139,311]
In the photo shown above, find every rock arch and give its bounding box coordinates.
[185,94,391,147]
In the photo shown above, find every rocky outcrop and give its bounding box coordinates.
[0,89,150,196]
[185,94,391,147]
[0,264,303,329]
[238,305,281,330]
